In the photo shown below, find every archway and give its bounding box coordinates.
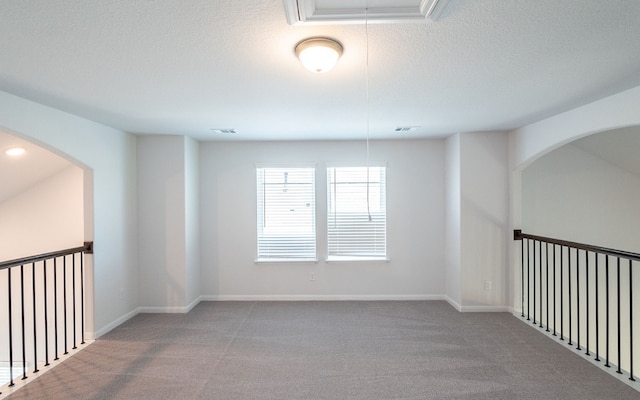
[0,129,93,387]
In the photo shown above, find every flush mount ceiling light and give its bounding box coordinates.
[295,38,343,73]
[4,147,26,157]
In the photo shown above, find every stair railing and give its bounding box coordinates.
[514,230,638,381]
[0,242,93,392]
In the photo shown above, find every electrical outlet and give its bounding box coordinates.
[484,280,492,291]
[310,272,315,281]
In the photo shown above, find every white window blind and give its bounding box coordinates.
[327,166,386,260]
[256,167,316,261]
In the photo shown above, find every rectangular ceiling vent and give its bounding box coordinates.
[283,0,451,25]
[395,126,419,133]
[211,128,237,134]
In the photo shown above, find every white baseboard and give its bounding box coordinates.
[91,308,139,339]
[138,296,202,314]
[200,294,446,301]
[444,296,462,311]
[91,295,510,340]
[444,296,511,312]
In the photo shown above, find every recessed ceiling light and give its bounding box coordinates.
[5,147,26,156]
[211,129,237,134]
[394,126,420,133]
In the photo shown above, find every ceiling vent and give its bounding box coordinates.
[395,126,419,133]
[211,128,237,134]
[284,0,451,25]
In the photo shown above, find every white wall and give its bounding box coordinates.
[444,132,510,311]
[445,134,461,305]
[460,132,509,309]
[137,135,187,309]
[137,135,201,311]
[199,140,446,299]
[185,137,200,307]
[0,90,138,338]
[0,166,83,260]
[522,142,640,253]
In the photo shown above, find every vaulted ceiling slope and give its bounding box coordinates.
[0,0,639,141]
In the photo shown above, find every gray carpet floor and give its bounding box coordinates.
[4,301,640,400]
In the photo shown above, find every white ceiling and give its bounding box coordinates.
[0,132,73,203]
[572,126,640,178]
[0,0,639,141]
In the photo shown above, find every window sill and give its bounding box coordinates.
[255,258,318,264]
[325,256,389,263]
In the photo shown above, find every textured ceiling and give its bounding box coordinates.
[0,0,639,141]
[572,126,640,178]
[0,132,72,203]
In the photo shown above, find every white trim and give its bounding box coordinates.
[445,295,462,311]
[91,308,139,339]
[138,296,202,314]
[255,258,319,264]
[200,294,446,301]
[444,296,511,312]
[282,0,449,25]
[458,305,512,312]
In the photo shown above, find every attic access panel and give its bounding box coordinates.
[283,0,451,25]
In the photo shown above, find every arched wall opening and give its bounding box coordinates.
[511,126,640,374]
[0,128,95,363]
[510,122,640,311]
[520,125,640,252]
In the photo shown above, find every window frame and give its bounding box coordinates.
[255,165,317,263]
[326,163,388,262]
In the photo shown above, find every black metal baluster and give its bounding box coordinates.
[32,262,39,373]
[63,256,68,355]
[81,251,85,345]
[54,258,59,361]
[595,254,600,362]
[585,252,590,356]
[527,239,531,321]
[73,254,77,350]
[533,240,537,325]
[546,242,550,332]
[560,245,564,341]
[8,267,15,387]
[576,249,581,351]
[539,240,543,329]
[20,264,27,380]
[629,259,635,381]
[553,244,557,336]
[617,257,622,374]
[568,248,573,346]
[521,238,525,318]
[605,256,610,368]
[44,260,50,367]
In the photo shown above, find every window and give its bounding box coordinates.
[327,166,387,260]
[256,167,316,261]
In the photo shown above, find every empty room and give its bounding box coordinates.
[1,1,640,399]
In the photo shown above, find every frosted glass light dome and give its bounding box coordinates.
[295,38,343,73]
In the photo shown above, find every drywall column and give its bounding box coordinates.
[445,134,462,306]
[446,132,510,311]
[184,137,200,307]
[459,132,509,310]
[137,135,199,311]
